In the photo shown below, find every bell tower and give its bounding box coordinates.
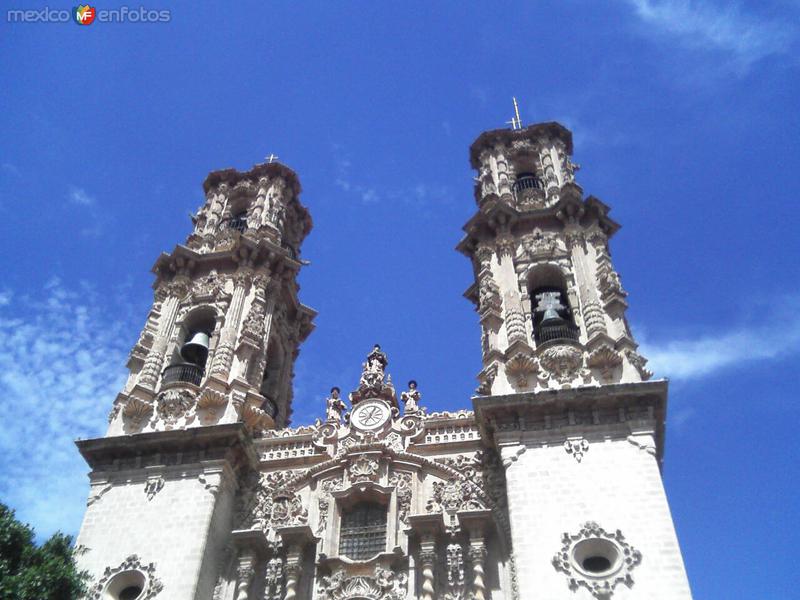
[462,122,693,598]
[109,160,316,435]
[75,160,316,600]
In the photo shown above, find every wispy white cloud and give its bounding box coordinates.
[66,185,106,236]
[2,163,20,177]
[623,0,797,72]
[332,146,451,207]
[0,278,135,539]
[68,186,95,206]
[640,294,800,380]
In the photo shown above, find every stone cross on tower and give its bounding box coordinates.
[534,290,565,322]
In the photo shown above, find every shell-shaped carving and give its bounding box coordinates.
[122,396,154,426]
[197,388,228,416]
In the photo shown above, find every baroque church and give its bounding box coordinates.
[75,121,693,600]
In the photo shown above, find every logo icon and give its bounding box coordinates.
[73,5,96,25]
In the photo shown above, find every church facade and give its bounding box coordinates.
[74,122,693,599]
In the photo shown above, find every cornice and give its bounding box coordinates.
[76,422,259,472]
[472,380,668,463]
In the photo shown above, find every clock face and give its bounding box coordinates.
[352,400,390,431]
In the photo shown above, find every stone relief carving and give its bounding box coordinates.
[388,470,413,526]
[317,476,343,536]
[317,566,408,600]
[587,345,623,380]
[625,349,653,381]
[86,482,112,507]
[539,345,583,384]
[475,363,498,396]
[564,438,590,463]
[196,388,228,418]
[520,228,565,260]
[263,554,285,600]
[122,396,154,429]
[552,521,642,598]
[155,389,195,428]
[270,491,309,528]
[426,478,486,513]
[144,475,165,500]
[88,555,164,599]
[348,455,380,483]
[236,469,309,532]
[446,542,465,587]
[505,351,537,387]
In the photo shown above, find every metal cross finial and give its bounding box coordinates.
[265,153,279,164]
[506,97,522,130]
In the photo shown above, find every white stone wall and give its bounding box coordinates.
[76,466,232,600]
[502,435,692,599]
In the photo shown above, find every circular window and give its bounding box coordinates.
[571,538,621,577]
[104,570,146,600]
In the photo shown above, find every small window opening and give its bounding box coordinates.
[339,502,387,560]
[118,586,143,600]
[582,556,612,573]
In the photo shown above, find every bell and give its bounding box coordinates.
[541,308,563,323]
[180,331,210,366]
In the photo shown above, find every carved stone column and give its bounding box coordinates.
[469,544,488,600]
[209,271,250,379]
[244,279,280,386]
[233,554,255,600]
[138,282,185,390]
[419,541,437,600]
[282,561,301,600]
[459,509,492,600]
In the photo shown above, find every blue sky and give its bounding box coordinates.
[1,1,799,597]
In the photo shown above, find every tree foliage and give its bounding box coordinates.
[0,503,89,600]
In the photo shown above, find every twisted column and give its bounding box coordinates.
[419,547,437,600]
[234,559,255,600]
[469,544,488,600]
[283,562,301,600]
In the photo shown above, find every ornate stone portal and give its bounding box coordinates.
[74,121,692,600]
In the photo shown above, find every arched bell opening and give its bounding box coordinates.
[163,307,217,387]
[528,265,579,346]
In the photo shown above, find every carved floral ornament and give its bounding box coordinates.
[317,565,408,600]
[539,344,583,384]
[348,454,380,483]
[552,521,642,599]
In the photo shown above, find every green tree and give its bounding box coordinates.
[0,503,89,600]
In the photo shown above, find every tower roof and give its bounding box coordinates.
[469,121,573,169]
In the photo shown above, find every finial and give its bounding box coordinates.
[506,97,523,130]
[265,153,280,164]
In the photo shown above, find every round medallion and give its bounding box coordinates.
[351,399,391,431]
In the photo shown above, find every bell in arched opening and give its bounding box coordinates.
[532,287,579,344]
[180,331,210,367]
